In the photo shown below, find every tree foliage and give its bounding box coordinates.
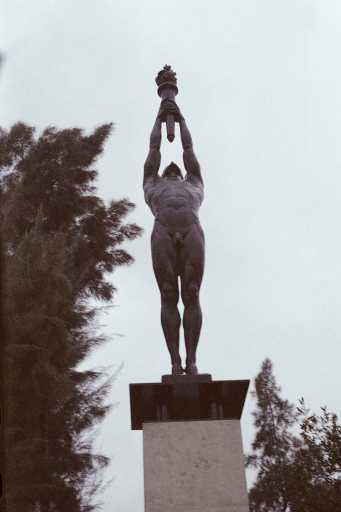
[289,400,341,512]
[1,123,142,511]
[246,358,300,512]
[247,359,341,512]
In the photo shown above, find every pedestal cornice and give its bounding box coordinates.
[129,379,249,430]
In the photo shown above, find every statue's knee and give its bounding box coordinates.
[161,283,178,304]
[182,282,199,306]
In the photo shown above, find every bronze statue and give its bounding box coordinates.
[143,66,205,375]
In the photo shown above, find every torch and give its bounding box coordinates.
[155,65,178,142]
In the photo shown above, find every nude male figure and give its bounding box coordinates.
[143,100,204,375]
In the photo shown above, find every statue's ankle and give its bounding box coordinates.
[185,361,198,375]
[172,362,183,375]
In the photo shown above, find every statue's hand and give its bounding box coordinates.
[158,99,183,122]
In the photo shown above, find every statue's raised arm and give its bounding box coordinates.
[179,116,203,186]
[143,114,162,187]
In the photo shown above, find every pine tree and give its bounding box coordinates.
[1,123,142,511]
[246,358,300,512]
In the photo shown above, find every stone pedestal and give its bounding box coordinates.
[130,378,249,512]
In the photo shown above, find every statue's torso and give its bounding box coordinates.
[144,177,204,231]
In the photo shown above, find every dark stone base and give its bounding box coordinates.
[161,373,212,384]
[129,379,249,430]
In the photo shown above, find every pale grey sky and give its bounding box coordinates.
[2,1,341,510]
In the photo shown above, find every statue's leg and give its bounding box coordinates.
[180,224,205,375]
[151,223,182,374]
[160,280,182,373]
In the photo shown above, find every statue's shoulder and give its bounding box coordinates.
[143,175,161,190]
[185,175,204,191]
[184,176,204,206]
[143,175,162,204]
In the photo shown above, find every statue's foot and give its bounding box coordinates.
[172,363,184,375]
[185,363,198,375]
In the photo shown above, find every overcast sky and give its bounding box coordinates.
[2,1,341,510]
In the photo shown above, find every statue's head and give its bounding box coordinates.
[162,161,183,180]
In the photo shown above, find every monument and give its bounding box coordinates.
[143,65,204,376]
[130,66,250,512]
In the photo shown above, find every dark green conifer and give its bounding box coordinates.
[1,123,142,511]
[247,358,300,512]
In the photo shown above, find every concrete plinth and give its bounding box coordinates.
[143,419,249,512]
[129,378,249,512]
